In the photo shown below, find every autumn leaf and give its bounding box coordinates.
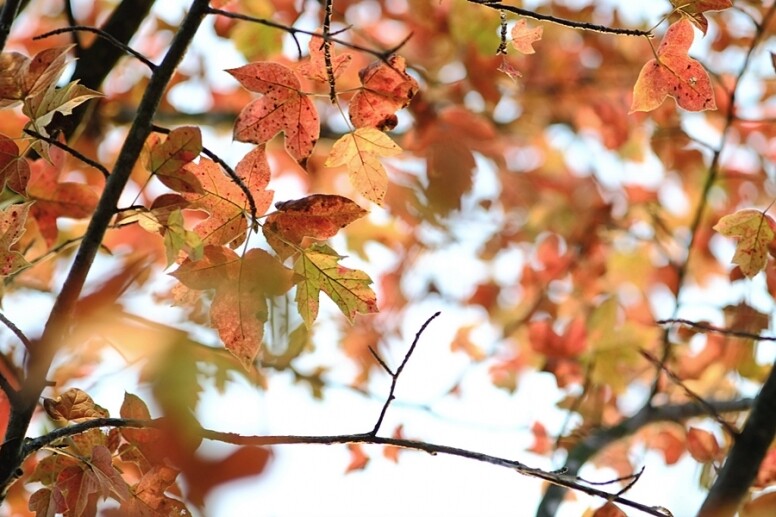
[670,0,733,34]
[713,209,776,278]
[181,152,273,247]
[298,35,352,82]
[23,80,102,138]
[27,145,99,246]
[630,19,716,113]
[591,502,627,517]
[0,133,30,193]
[349,55,419,130]
[742,491,776,517]
[511,19,543,54]
[0,46,73,108]
[325,128,402,205]
[0,203,31,277]
[383,425,409,463]
[294,243,378,328]
[28,487,67,517]
[345,443,369,473]
[147,126,203,193]
[43,388,109,423]
[228,61,320,162]
[263,194,368,259]
[686,427,720,463]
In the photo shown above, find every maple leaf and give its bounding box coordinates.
[23,80,102,138]
[0,46,73,109]
[43,388,109,423]
[511,19,543,54]
[713,209,776,278]
[181,152,273,247]
[630,19,716,113]
[686,427,720,463]
[27,145,99,246]
[28,487,67,517]
[0,133,30,193]
[294,243,378,328]
[147,126,203,193]
[298,35,352,82]
[0,203,31,277]
[228,62,320,162]
[263,194,368,259]
[173,246,294,367]
[325,128,402,205]
[670,0,733,34]
[345,443,369,473]
[349,55,419,130]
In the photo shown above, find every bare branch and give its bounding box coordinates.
[658,318,776,343]
[370,311,440,436]
[23,129,110,178]
[468,0,652,37]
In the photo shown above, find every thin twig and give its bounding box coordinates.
[468,0,652,36]
[33,26,157,70]
[22,416,669,517]
[0,313,32,352]
[23,129,110,178]
[370,312,440,436]
[322,0,337,103]
[149,124,258,229]
[658,318,776,343]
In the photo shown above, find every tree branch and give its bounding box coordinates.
[23,129,110,177]
[369,312,440,435]
[0,0,211,496]
[23,416,669,517]
[0,0,23,52]
[467,0,652,37]
[536,398,754,517]
[658,318,776,343]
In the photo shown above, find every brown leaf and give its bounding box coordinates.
[43,388,109,423]
[349,55,419,130]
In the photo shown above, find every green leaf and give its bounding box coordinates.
[294,243,378,328]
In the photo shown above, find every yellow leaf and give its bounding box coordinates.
[713,209,776,278]
[325,128,402,205]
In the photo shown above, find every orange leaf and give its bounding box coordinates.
[527,421,552,455]
[182,153,273,247]
[147,126,203,193]
[0,46,73,108]
[686,427,720,463]
[591,502,627,517]
[349,55,419,130]
[0,133,29,192]
[0,203,31,277]
[670,0,732,34]
[325,128,402,205]
[229,62,319,162]
[43,388,109,423]
[345,444,369,473]
[511,19,543,54]
[630,19,716,112]
[713,209,776,278]
[383,425,407,463]
[298,34,352,82]
[263,194,368,259]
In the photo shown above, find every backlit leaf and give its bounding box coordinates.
[0,203,31,277]
[298,35,352,82]
[264,194,368,259]
[511,19,543,54]
[345,444,369,473]
[23,80,102,138]
[713,209,776,278]
[349,55,419,130]
[0,133,30,193]
[686,427,720,463]
[294,243,378,328]
[0,46,73,109]
[43,388,109,423]
[229,62,319,162]
[147,126,203,193]
[670,0,733,34]
[630,19,716,112]
[325,128,402,205]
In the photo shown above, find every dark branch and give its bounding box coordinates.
[23,129,110,178]
[468,0,652,36]
[0,0,23,53]
[536,397,754,517]
[23,416,668,517]
[370,312,440,436]
[658,318,776,343]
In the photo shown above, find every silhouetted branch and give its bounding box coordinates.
[536,397,754,517]
[0,0,23,52]
[34,26,157,71]
[23,416,669,517]
[468,0,652,36]
[369,311,440,435]
[658,318,776,343]
[23,129,110,178]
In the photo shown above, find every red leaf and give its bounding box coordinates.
[183,447,271,507]
[263,194,368,259]
[147,126,203,193]
[630,19,716,112]
[298,34,352,82]
[349,55,419,130]
[345,444,369,473]
[592,502,627,517]
[527,421,552,455]
[686,427,720,463]
[0,133,29,192]
[670,0,733,34]
[229,62,320,162]
[0,203,31,277]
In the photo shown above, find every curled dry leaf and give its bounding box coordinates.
[349,55,419,131]
[713,209,776,278]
